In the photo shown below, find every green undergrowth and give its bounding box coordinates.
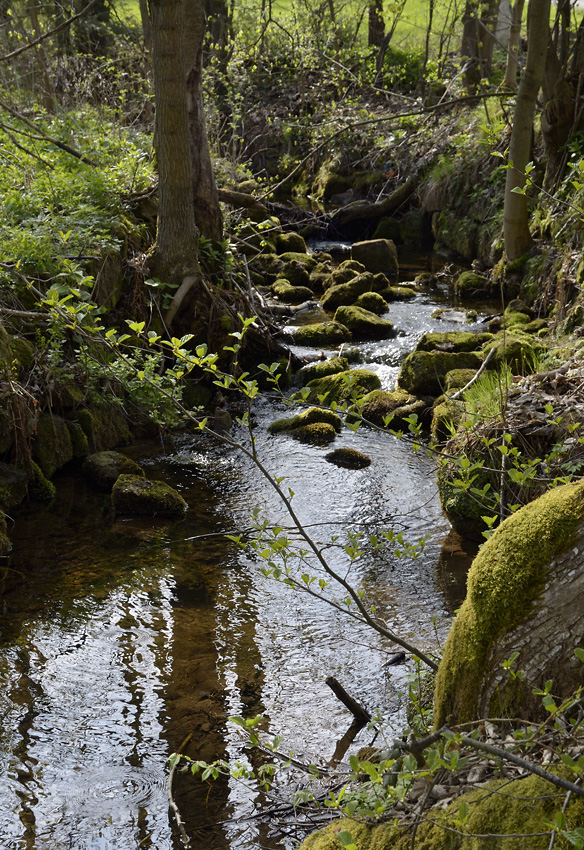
[0,107,153,279]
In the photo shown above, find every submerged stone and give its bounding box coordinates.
[325,447,371,468]
[112,474,187,517]
[83,451,145,491]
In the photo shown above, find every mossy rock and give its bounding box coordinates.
[298,357,350,385]
[434,480,584,726]
[299,771,584,849]
[414,271,438,287]
[10,337,35,371]
[436,459,492,540]
[351,239,398,277]
[501,310,531,329]
[112,474,187,517]
[339,259,366,274]
[278,251,317,270]
[290,321,351,347]
[523,318,549,334]
[377,285,416,301]
[347,389,416,427]
[32,413,73,478]
[67,421,90,458]
[83,451,145,491]
[321,272,378,310]
[372,216,401,242]
[288,422,338,444]
[444,368,476,391]
[298,369,381,405]
[279,260,311,287]
[271,278,314,304]
[28,461,56,501]
[333,305,395,340]
[0,509,10,555]
[268,407,343,434]
[274,232,307,254]
[483,331,545,375]
[355,291,388,314]
[455,270,492,299]
[431,397,464,442]
[398,350,483,397]
[416,331,493,353]
[76,403,132,452]
[0,462,28,509]
[325,448,371,468]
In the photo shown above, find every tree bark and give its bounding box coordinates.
[503,0,525,90]
[184,0,223,244]
[368,0,385,48]
[503,0,551,262]
[139,0,152,51]
[149,0,200,283]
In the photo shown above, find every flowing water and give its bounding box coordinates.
[0,257,486,850]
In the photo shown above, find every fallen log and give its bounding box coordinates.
[330,176,417,228]
[325,676,371,723]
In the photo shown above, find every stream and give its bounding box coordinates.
[0,249,486,850]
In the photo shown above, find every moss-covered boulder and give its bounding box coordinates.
[271,278,314,304]
[75,403,132,452]
[299,369,381,404]
[398,350,483,397]
[32,413,73,478]
[274,232,307,254]
[290,321,351,347]
[321,272,377,310]
[434,480,584,726]
[351,239,398,277]
[0,462,27,508]
[415,331,493,353]
[299,772,584,849]
[377,285,416,301]
[298,357,350,385]
[112,474,187,517]
[431,397,464,442]
[347,390,428,431]
[83,451,145,491]
[279,259,311,287]
[286,422,338,444]
[333,305,396,340]
[455,270,492,299]
[483,331,545,374]
[268,407,343,434]
[0,508,10,555]
[67,421,90,458]
[325,448,371,468]
[355,291,389,314]
[372,216,401,242]
[444,369,476,391]
[278,251,317,270]
[28,461,56,501]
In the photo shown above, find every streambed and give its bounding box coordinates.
[0,256,485,850]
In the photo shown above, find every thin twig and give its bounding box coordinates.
[0,0,101,62]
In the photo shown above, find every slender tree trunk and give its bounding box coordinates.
[503,0,525,90]
[149,0,199,283]
[139,0,152,51]
[477,0,500,79]
[504,0,551,261]
[368,0,385,48]
[184,0,223,244]
[27,0,57,112]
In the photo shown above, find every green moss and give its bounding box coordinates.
[291,322,351,347]
[455,270,492,298]
[355,291,389,314]
[67,421,89,457]
[83,450,145,491]
[76,403,132,452]
[299,771,584,850]
[431,397,464,442]
[325,447,371,468]
[445,369,476,391]
[299,357,350,385]
[268,407,343,434]
[289,422,338,444]
[378,285,416,301]
[10,337,35,370]
[436,460,492,540]
[347,389,416,426]
[483,331,546,375]
[434,480,584,726]
[27,461,56,501]
[32,413,73,478]
[271,278,314,303]
[298,369,382,405]
[278,251,317,269]
[416,331,493,353]
[321,273,378,310]
[0,462,28,508]
[112,474,187,517]
[398,350,483,397]
[372,216,401,242]
[274,232,307,254]
[333,305,395,340]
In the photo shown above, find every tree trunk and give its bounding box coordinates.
[139,0,152,51]
[477,0,500,79]
[183,0,223,244]
[503,0,525,90]
[27,0,56,112]
[461,0,481,92]
[149,0,200,284]
[368,0,385,48]
[503,0,551,261]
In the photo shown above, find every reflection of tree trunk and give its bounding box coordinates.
[27,0,56,112]
[504,0,551,261]
[503,0,525,90]
[149,0,200,283]
[368,0,385,48]
[184,0,223,244]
